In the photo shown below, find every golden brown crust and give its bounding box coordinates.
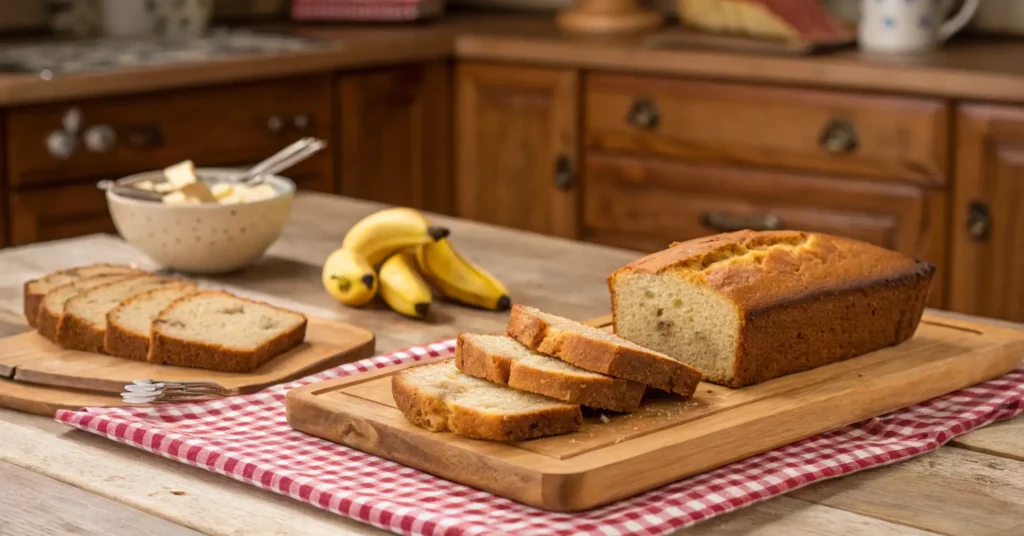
[454,333,645,412]
[36,305,62,341]
[23,264,138,328]
[506,305,702,397]
[392,361,583,441]
[104,284,198,361]
[104,320,151,361]
[608,230,936,388]
[147,291,308,373]
[609,231,925,312]
[55,313,106,353]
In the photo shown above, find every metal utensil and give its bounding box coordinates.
[96,136,327,201]
[121,379,231,404]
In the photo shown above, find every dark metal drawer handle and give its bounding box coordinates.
[700,211,781,233]
[819,119,858,154]
[966,201,990,241]
[553,155,573,190]
[627,98,660,130]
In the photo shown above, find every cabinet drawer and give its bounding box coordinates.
[583,154,947,306]
[585,74,949,186]
[7,75,334,190]
[10,183,114,246]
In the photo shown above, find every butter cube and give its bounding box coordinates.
[241,184,277,202]
[162,191,200,205]
[211,183,235,201]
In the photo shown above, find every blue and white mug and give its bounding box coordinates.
[859,0,980,53]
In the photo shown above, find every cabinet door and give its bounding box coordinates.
[339,62,451,214]
[951,105,1024,322]
[7,75,335,193]
[456,63,579,238]
[0,112,7,248]
[585,154,947,308]
[9,182,113,246]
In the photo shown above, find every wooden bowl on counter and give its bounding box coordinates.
[105,168,296,274]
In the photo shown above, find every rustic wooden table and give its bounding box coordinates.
[0,193,1020,536]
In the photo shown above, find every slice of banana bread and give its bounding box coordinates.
[608,230,935,388]
[147,290,307,373]
[105,284,199,361]
[506,305,702,397]
[455,333,646,412]
[57,275,184,353]
[23,263,139,328]
[392,359,582,441]
[36,273,141,341]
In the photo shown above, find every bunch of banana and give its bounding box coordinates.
[321,206,512,320]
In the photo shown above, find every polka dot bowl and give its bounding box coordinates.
[106,168,296,274]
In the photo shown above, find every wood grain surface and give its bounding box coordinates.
[285,315,1024,511]
[0,315,374,397]
[0,193,1019,535]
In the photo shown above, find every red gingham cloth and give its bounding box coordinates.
[55,341,1024,536]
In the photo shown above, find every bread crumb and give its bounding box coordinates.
[170,490,186,496]
[599,414,611,423]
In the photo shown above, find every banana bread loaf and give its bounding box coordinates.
[608,230,935,388]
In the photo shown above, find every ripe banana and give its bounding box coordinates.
[415,238,511,311]
[378,250,433,319]
[322,248,378,307]
[341,207,450,266]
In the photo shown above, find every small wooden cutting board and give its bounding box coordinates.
[285,315,1024,512]
[0,316,374,395]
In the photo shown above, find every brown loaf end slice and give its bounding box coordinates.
[36,273,142,341]
[23,264,139,328]
[105,284,200,361]
[455,333,646,413]
[608,230,935,388]
[147,290,307,373]
[506,305,702,397]
[679,0,854,45]
[57,275,187,353]
[392,359,582,441]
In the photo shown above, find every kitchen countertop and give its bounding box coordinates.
[0,192,1021,535]
[6,12,1024,106]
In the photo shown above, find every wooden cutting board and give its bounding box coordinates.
[0,315,374,396]
[0,378,124,416]
[285,314,1024,512]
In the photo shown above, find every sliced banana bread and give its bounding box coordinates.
[57,275,183,353]
[23,263,138,328]
[105,284,199,361]
[506,305,702,397]
[608,230,935,388]
[455,333,646,412]
[392,359,582,441]
[36,273,141,341]
[147,290,307,373]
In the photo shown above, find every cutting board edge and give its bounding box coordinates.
[0,316,376,395]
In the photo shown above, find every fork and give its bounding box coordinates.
[121,380,231,404]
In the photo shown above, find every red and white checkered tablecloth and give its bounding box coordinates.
[55,340,1024,536]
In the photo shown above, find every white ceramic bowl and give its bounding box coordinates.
[106,168,295,274]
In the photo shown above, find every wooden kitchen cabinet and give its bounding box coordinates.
[950,104,1024,322]
[584,154,947,307]
[9,182,113,246]
[339,62,452,214]
[455,63,580,238]
[586,74,950,187]
[0,112,7,248]
[6,75,335,193]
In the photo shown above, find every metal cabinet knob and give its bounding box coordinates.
[819,119,858,154]
[966,201,991,241]
[267,115,285,133]
[292,114,312,130]
[62,107,83,134]
[627,98,660,130]
[47,129,76,159]
[553,155,573,190]
[84,124,117,153]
